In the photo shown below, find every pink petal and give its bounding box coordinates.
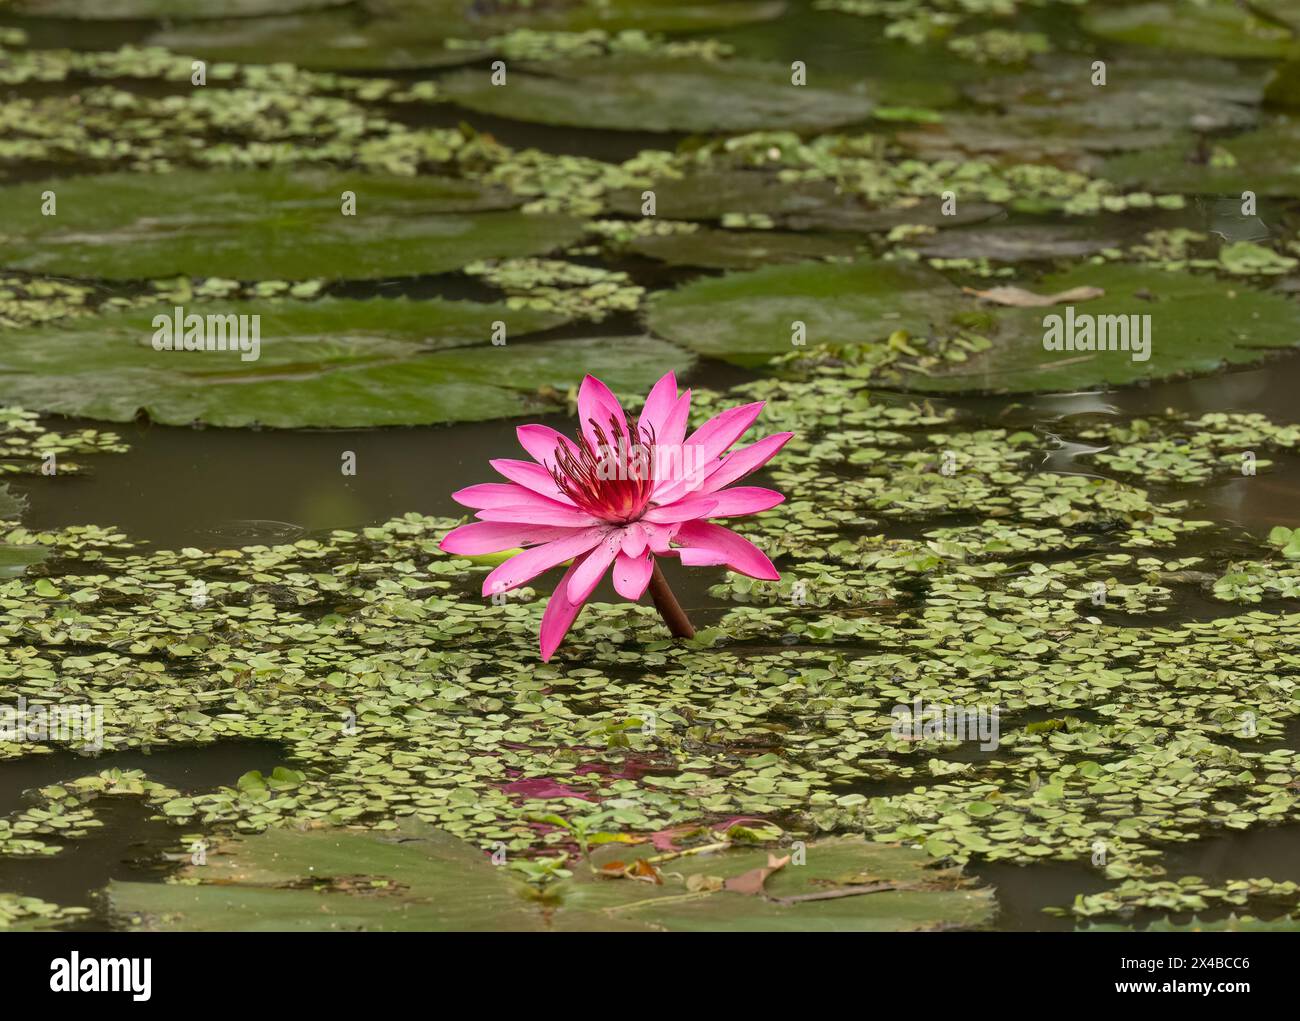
[637,372,679,438]
[642,495,718,523]
[483,527,605,596]
[654,402,765,503]
[612,551,654,600]
[677,547,728,567]
[648,392,692,493]
[698,432,794,493]
[686,402,765,461]
[620,523,649,558]
[457,484,584,515]
[490,458,574,504]
[476,504,600,527]
[540,553,590,661]
[517,423,577,469]
[702,486,784,517]
[656,390,692,449]
[440,520,573,555]
[451,482,532,509]
[673,520,779,580]
[578,375,629,453]
[566,530,622,603]
[642,521,680,553]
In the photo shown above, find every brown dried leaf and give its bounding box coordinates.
[724,853,790,896]
[962,284,1105,307]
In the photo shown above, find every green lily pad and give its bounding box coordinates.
[1082,1,1300,59]
[14,0,346,17]
[1102,120,1300,197]
[647,259,965,367]
[0,171,583,281]
[108,824,995,932]
[0,301,693,426]
[649,258,1300,389]
[566,835,997,931]
[109,822,562,931]
[0,543,47,579]
[911,263,1300,394]
[441,55,873,133]
[1082,915,1300,932]
[914,225,1124,262]
[147,0,785,71]
[629,228,860,269]
[1265,60,1300,106]
[907,59,1261,163]
[0,482,22,520]
[487,0,788,34]
[608,170,997,232]
[0,483,44,579]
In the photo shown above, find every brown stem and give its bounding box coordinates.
[647,561,695,640]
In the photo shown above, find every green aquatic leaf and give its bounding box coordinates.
[441,55,873,133]
[1264,60,1300,107]
[647,259,962,367]
[108,822,563,932]
[109,825,995,932]
[628,228,860,270]
[0,545,46,579]
[607,169,999,231]
[650,258,1300,388]
[0,170,583,281]
[563,836,996,931]
[1102,120,1300,197]
[1082,915,1300,932]
[0,893,91,931]
[14,0,346,17]
[911,263,1300,394]
[1083,1,1300,59]
[0,301,692,426]
[146,0,785,71]
[0,483,42,579]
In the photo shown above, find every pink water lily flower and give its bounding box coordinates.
[439,372,793,661]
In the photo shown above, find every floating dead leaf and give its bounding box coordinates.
[724,853,790,896]
[627,858,663,884]
[962,285,1105,307]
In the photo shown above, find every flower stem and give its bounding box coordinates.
[647,561,695,640]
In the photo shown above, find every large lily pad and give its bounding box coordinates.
[1082,1,1300,59]
[913,224,1125,262]
[108,823,995,932]
[647,259,965,366]
[1102,120,1300,197]
[109,822,560,931]
[13,0,346,17]
[568,835,998,932]
[440,56,873,133]
[607,170,999,231]
[147,0,785,71]
[904,59,1262,163]
[629,228,860,269]
[911,263,1300,394]
[0,301,693,427]
[648,258,1300,389]
[0,171,583,281]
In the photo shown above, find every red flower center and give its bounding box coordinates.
[550,415,657,524]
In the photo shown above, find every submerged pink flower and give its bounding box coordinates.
[439,372,793,661]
